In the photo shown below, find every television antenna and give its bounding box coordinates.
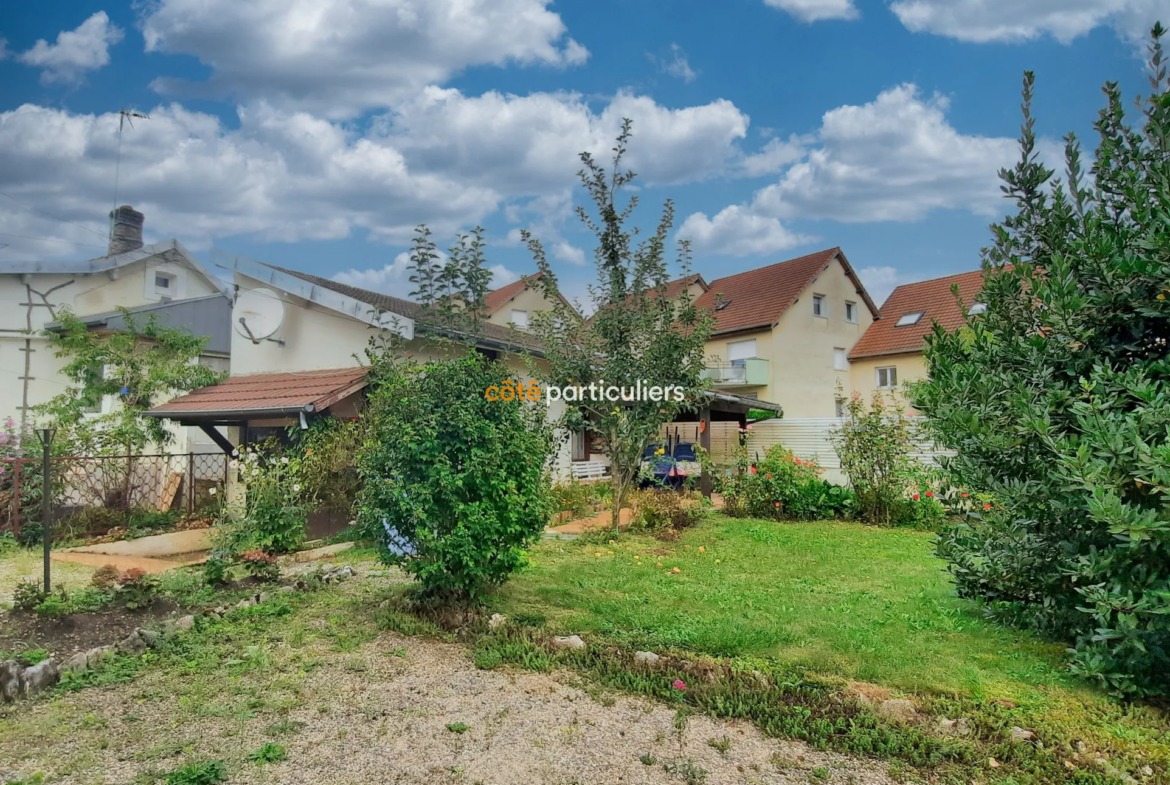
[111,108,150,239]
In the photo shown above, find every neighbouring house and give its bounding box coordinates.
[848,268,985,411]
[0,205,231,454]
[481,272,578,330]
[146,255,589,478]
[147,254,774,491]
[690,248,880,418]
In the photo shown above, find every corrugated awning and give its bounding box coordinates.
[145,367,369,422]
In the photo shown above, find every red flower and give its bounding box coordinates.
[983,503,992,511]
[925,491,933,498]
[765,474,772,479]
[961,493,969,498]
[749,466,758,475]
[912,494,920,501]
[774,502,781,508]
[672,680,687,691]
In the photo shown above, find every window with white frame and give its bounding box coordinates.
[833,348,847,371]
[510,309,529,329]
[153,271,176,300]
[845,301,858,323]
[968,302,987,315]
[876,366,898,389]
[727,338,757,367]
[812,294,826,317]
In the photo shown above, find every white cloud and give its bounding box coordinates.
[17,11,123,84]
[333,252,413,294]
[489,264,520,287]
[678,205,813,256]
[761,0,859,22]
[857,265,900,307]
[888,0,1170,45]
[739,135,809,177]
[386,88,749,189]
[0,86,749,261]
[141,0,589,118]
[680,83,1026,256]
[753,84,1019,222]
[649,43,698,83]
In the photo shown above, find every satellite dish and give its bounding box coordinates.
[234,288,285,342]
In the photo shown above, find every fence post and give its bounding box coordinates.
[10,459,20,538]
[187,453,195,516]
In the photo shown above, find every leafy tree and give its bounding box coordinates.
[910,32,1170,696]
[356,353,554,601]
[525,121,714,530]
[39,308,222,455]
[405,224,493,341]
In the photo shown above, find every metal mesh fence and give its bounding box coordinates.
[0,452,228,538]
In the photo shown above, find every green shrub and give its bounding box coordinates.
[33,593,70,618]
[67,586,114,613]
[234,446,306,555]
[552,480,602,518]
[12,577,47,611]
[831,391,917,525]
[116,568,159,610]
[357,353,554,602]
[630,489,704,534]
[910,51,1170,696]
[201,554,230,586]
[719,445,854,521]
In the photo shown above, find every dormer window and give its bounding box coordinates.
[895,311,923,327]
[968,302,987,315]
[154,271,177,301]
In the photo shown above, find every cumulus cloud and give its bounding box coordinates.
[739,135,809,177]
[140,0,589,118]
[0,84,751,261]
[754,84,1020,222]
[332,252,517,299]
[680,83,1026,256]
[856,265,901,307]
[761,0,859,22]
[17,11,123,84]
[888,0,1170,45]
[385,88,749,190]
[678,205,813,256]
[649,43,698,83]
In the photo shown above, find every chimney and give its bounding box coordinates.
[108,205,144,256]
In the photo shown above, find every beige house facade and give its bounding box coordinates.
[690,248,879,418]
[847,268,985,411]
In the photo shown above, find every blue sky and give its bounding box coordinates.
[0,1,1163,307]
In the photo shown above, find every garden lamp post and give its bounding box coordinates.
[36,427,56,592]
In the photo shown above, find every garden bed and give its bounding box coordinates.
[0,600,181,660]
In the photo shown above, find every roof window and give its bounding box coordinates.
[895,311,923,327]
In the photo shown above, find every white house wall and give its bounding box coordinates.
[231,271,578,481]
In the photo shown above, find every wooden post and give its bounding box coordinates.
[699,404,713,498]
[36,428,56,592]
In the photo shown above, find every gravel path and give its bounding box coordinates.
[2,623,898,785]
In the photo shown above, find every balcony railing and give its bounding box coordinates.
[701,358,768,387]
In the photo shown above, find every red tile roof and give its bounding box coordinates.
[148,367,369,417]
[662,274,708,299]
[848,269,985,359]
[483,273,542,314]
[695,248,877,335]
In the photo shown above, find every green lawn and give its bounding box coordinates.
[497,517,1086,702]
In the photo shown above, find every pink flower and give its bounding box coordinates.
[672,680,686,691]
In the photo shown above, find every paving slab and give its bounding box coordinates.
[49,551,194,575]
[61,529,212,558]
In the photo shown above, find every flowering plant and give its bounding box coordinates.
[233,444,306,555]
